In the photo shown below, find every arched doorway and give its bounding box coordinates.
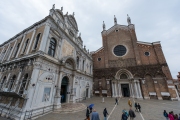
[61,76,69,103]
[120,74,130,97]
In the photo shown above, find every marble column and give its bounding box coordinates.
[114,82,117,97]
[137,81,143,99]
[134,81,139,98]
[118,83,122,97]
[112,83,114,97]
[130,82,134,98]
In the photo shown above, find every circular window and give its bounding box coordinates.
[98,58,101,61]
[113,45,127,56]
[144,52,150,56]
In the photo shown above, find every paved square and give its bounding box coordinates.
[35,97,180,120]
[1,97,180,120]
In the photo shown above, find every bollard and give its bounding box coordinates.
[102,97,104,102]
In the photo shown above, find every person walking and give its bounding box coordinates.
[91,109,100,120]
[128,99,132,107]
[163,110,168,120]
[134,102,138,112]
[121,112,128,120]
[85,107,90,120]
[129,108,136,120]
[137,103,141,112]
[115,97,118,105]
[103,108,108,120]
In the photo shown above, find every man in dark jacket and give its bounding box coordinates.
[121,112,128,120]
[129,108,136,120]
[115,97,118,105]
[85,107,90,120]
[134,102,138,112]
[137,103,141,112]
[103,108,108,120]
[91,109,100,120]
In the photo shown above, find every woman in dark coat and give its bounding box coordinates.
[103,108,108,120]
[85,107,90,120]
[137,103,141,112]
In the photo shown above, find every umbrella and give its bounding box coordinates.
[89,104,94,108]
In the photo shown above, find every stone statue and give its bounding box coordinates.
[103,21,106,30]
[79,32,81,37]
[114,15,117,25]
[66,12,68,15]
[61,6,63,11]
[52,4,55,9]
[127,14,131,25]
[73,12,75,16]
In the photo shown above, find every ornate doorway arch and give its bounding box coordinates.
[61,76,69,103]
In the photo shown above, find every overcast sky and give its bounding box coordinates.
[0,0,179,78]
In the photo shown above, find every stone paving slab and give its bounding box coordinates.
[2,97,180,120]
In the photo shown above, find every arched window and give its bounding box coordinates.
[19,74,28,95]
[77,56,79,69]
[23,39,29,53]
[14,43,20,57]
[48,38,56,57]
[120,74,128,79]
[8,75,16,91]
[90,65,91,74]
[34,33,41,49]
[82,60,85,71]
[0,76,6,89]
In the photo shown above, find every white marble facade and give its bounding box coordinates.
[0,5,93,120]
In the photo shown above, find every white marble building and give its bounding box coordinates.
[0,5,93,120]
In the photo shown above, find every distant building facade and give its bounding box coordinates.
[0,5,93,120]
[92,15,179,101]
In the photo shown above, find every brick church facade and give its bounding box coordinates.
[92,15,179,100]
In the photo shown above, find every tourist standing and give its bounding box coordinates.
[115,97,118,105]
[163,110,168,120]
[85,107,90,120]
[128,99,132,107]
[137,103,141,112]
[121,112,128,120]
[129,108,136,120]
[168,112,174,120]
[91,109,100,120]
[175,114,178,120]
[178,113,180,120]
[134,102,138,112]
[103,108,108,120]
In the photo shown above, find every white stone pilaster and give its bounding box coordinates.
[2,43,10,61]
[26,29,36,54]
[39,23,51,52]
[16,34,26,58]
[8,40,17,60]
